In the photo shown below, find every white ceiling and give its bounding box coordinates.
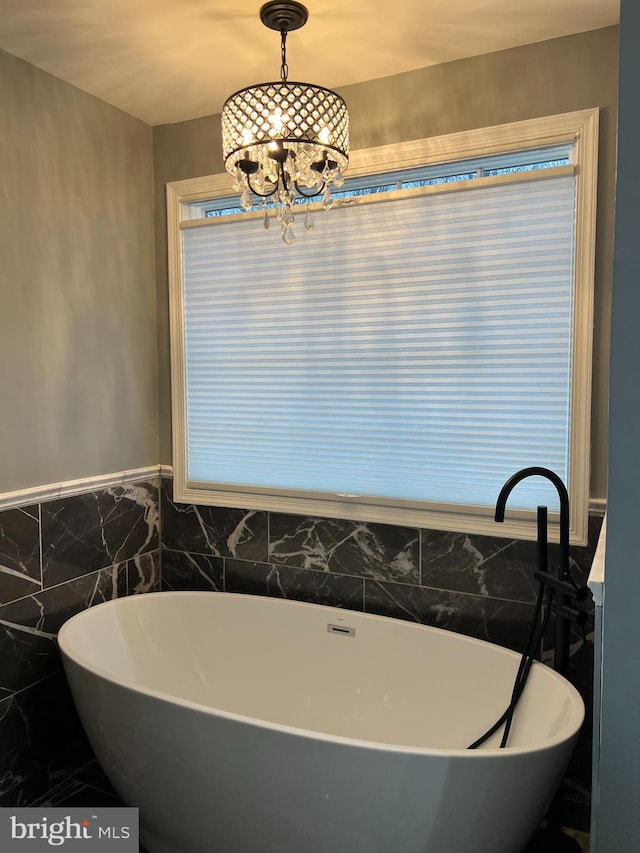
[0,0,619,126]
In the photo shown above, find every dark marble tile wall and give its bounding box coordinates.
[162,478,601,649]
[161,476,602,832]
[0,479,161,807]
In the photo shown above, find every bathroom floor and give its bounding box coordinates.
[32,762,150,853]
[523,826,590,853]
[564,829,590,852]
[33,759,590,853]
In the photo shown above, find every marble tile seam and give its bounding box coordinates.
[0,670,65,704]
[162,548,545,605]
[165,549,424,587]
[0,551,160,615]
[38,504,43,591]
[366,581,540,611]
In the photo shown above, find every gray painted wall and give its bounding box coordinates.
[153,26,618,505]
[598,5,640,851]
[0,26,617,504]
[0,48,158,494]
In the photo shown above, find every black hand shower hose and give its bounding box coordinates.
[467,580,555,750]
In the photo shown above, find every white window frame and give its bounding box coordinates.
[167,108,598,545]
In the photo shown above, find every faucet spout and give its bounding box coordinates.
[495,465,575,679]
[494,465,570,580]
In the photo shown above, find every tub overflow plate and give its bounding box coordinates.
[327,623,356,637]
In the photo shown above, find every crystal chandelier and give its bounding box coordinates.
[221,1,349,245]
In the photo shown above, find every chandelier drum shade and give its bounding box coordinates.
[221,1,349,244]
[221,82,349,184]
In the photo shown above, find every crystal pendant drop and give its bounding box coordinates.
[304,206,314,232]
[282,224,295,246]
[262,202,270,231]
[322,186,334,210]
[240,187,253,211]
[281,204,294,227]
[232,170,246,193]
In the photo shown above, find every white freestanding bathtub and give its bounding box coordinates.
[58,591,584,853]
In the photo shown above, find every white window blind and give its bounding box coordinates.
[181,173,576,514]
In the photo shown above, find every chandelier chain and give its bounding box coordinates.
[280,29,289,83]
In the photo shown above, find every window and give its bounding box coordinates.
[167,109,598,545]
